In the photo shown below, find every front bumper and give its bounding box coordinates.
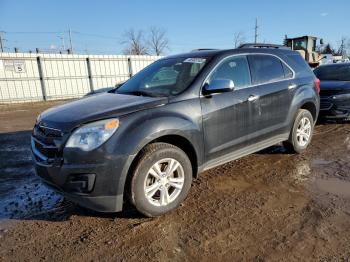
[31,136,130,213]
[319,94,350,119]
[40,177,123,212]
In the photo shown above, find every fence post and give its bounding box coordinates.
[36,56,47,101]
[86,57,94,93]
[127,57,133,78]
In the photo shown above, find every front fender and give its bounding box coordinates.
[110,101,203,196]
[120,116,202,158]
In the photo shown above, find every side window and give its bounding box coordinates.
[282,63,293,78]
[209,56,251,89]
[248,55,286,85]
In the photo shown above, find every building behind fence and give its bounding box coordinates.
[0,52,161,103]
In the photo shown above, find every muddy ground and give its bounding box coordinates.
[0,101,350,261]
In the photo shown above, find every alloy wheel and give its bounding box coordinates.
[144,158,185,207]
[296,117,311,147]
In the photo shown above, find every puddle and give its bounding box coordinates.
[0,175,62,219]
[0,145,29,152]
[315,177,350,198]
[0,130,66,220]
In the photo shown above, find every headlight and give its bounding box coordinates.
[332,94,350,100]
[66,118,119,151]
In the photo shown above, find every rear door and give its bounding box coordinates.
[246,54,296,143]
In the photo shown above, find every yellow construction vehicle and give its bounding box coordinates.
[284,35,324,67]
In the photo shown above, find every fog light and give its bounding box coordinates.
[66,174,96,193]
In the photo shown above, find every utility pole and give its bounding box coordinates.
[68,28,73,54]
[254,18,259,44]
[59,32,65,51]
[0,32,4,52]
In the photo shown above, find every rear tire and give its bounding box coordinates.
[283,109,314,154]
[128,143,192,217]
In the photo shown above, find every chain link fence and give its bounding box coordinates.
[0,52,161,103]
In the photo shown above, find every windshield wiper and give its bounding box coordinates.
[118,90,156,97]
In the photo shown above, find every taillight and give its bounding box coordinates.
[315,78,320,93]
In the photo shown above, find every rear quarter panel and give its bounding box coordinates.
[287,76,320,129]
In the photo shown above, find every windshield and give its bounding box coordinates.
[314,64,350,81]
[116,57,208,97]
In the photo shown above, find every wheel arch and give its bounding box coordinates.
[128,134,199,180]
[122,134,200,206]
[300,101,317,121]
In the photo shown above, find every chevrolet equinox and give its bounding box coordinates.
[32,44,320,217]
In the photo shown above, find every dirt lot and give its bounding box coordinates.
[1,101,350,261]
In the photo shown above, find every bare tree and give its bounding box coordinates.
[336,36,350,58]
[122,29,148,55]
[233,31,246,48]
[147,27,169,56]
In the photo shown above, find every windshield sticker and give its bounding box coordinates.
[184,58,206,64]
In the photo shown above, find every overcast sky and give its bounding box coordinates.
[0,0,348,54]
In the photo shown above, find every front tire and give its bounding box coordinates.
[129,143,192,217]
[284,109,314,153]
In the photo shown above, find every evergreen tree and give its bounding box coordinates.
[320,43,334,54]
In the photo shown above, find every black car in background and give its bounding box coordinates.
[32,46,320,217]
[314,63,350,120]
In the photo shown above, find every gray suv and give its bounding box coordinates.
[32,44,320,217]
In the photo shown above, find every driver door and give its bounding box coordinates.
[200,55,257,162]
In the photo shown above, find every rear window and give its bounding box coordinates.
[248,55,285,84]
[314,65,350,81]
[285,53,313,74]
[282,63,294,78]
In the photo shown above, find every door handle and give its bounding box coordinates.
[248,95,259,102]
[288,84,297,90]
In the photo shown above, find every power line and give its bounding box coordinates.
[3,30,123,43]
[3,31,61,34]
[74,31,120,40]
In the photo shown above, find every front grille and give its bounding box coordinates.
[32,137,59,158]
[320,89,343,97]
[32,124,64,164]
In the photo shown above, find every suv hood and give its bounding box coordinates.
[39,92,168,132]
[320,80,350,91]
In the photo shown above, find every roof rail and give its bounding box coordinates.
[238,43,290,50]
[191,48,219,52]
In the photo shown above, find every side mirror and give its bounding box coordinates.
[203,79,235,96]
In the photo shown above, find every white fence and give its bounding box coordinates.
[0,52,161,103]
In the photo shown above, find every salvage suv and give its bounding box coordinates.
[32,44,320,217]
